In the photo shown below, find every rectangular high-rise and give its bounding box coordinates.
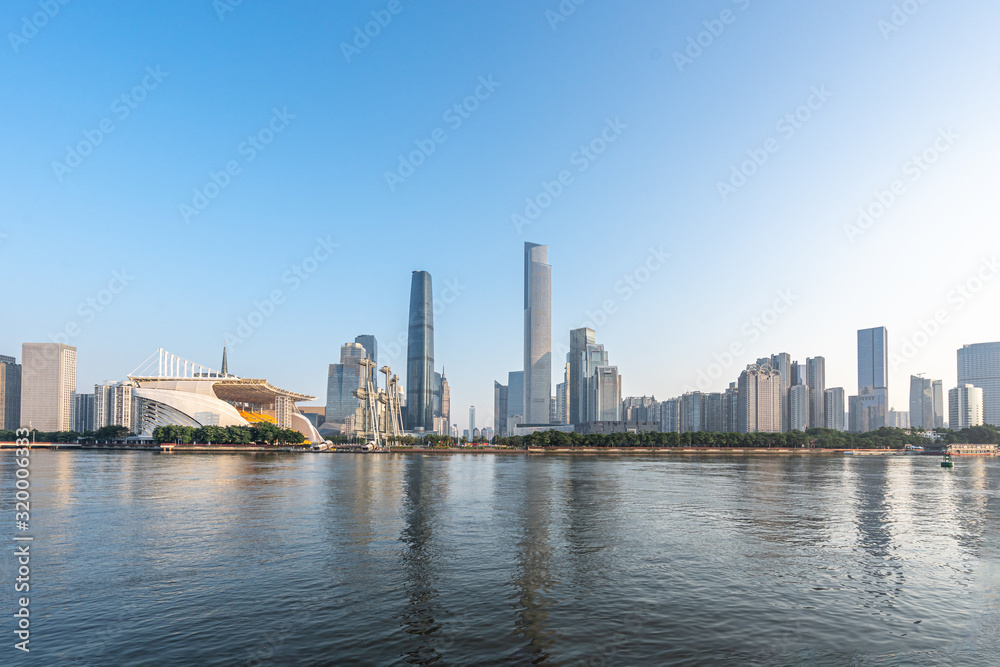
[769,353,791,431]
[590,366,622,421]
[957,342,1000,426]
[75,392,95,433]
[523,243,552,424]
[21,343,77,432]
[94,382,134,430]
[949,384,984,430]
[737,363,781,433]
[0,354,22,430]
[569,328,594,424]
[824,387,845,431]
[908,375,943,430]
[326,342,367,423]
[494,381,508,438]
[788,384,810,431]
[857,327,889,431]
[806,356,825,429]
[660,397,680,432]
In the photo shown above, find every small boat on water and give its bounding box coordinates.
[904,444,924,454]
[843,450,856,456]
[941,454,954,468]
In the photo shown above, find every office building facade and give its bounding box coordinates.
[523,243,552,424]
[957,342,1000,426]
[406,271,435,431]
[0,354,21,430]
[824,387,846,431]
[20,343,77,432]
[494,381,508,438]
[326,342,367,423]
[788,383,810,431]
[806,356,825,430]
[949,384,984,430]
[857,327,889,431]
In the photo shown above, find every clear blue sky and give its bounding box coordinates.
[2,0,998,432]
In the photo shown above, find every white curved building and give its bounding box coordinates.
[128,349,325,444]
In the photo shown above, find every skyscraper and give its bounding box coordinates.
[590,366,622,421]
[0,354,22,430]
[494,381,508,438]
[788,384,810,431]
[326,342,367,423]
[932,380,944,428]
[20,343,77,432]
[75,392,95,432]
[569,327,595,425]
[679,392,703,432]
[523,242,552,424]
[437,372,451,436]
[354,335,378,388]
[857,327,889,431]
[506,370,524,433]
[94,382,134,430]
[406,271,435,431]
[660,397,680,433]
[806,356,825,429]
[909,375,936,430]
[949,384,984,430]
[736,363,781,433]
[824,387,845,431]
[469,405,476,436]
[769,352,791,431]
[957,342,1000,426]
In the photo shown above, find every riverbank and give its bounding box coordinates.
[2,443,966,456]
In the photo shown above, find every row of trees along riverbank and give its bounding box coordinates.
[493,425,1000,449]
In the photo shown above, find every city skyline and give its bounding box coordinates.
[2,2,999,432]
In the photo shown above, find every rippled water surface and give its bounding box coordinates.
[2,451,998,665]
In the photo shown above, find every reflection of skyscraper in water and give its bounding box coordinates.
[509,461,558,661]
[851,461,902,600]
[398,455,447,663]
[406,271,434,432]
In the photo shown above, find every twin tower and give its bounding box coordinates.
[407,242,552,433]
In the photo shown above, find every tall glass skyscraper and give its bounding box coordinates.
[0,354,22,430]
[406,271,435,431]
[569,327,595,425]
[326,342,367,422]
[857,327,888,430]
[523,242,552,424]
[958,342,1000,426]
[354,335,378,387]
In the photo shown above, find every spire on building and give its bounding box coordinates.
[221,346,228,376]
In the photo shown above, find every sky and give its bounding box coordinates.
[2,0,999,433]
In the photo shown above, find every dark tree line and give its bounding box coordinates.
[490,425,1000,449]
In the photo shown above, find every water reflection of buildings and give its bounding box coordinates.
[562,458,619,587]
[729,457,834,547]
[509,458,559,662]
[398,454,448,665]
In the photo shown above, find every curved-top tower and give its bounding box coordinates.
[406,271,435,431]
[524,243,551,424]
